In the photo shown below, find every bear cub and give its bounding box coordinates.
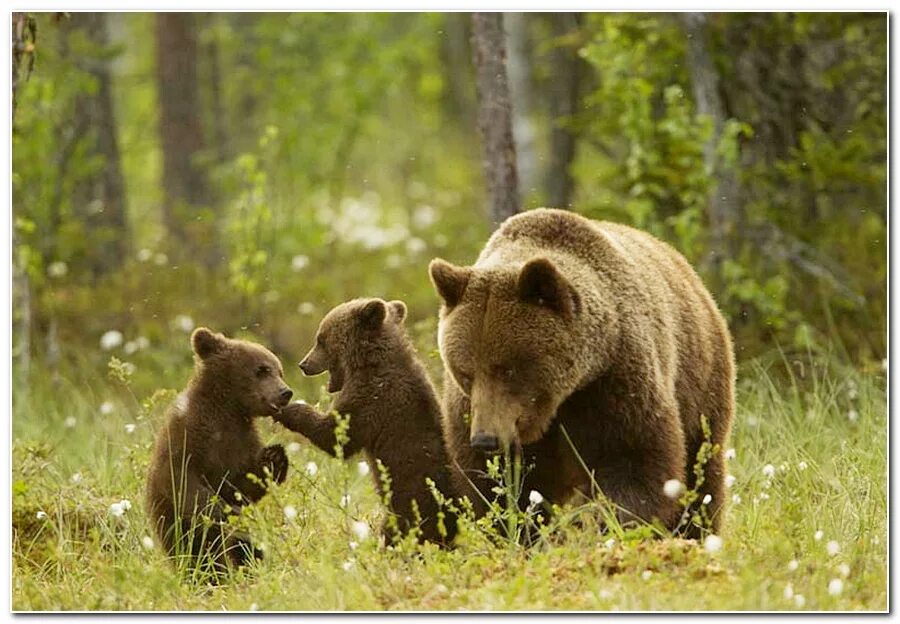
[146,328,294,575]
[275,298,458,546]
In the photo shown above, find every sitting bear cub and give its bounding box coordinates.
[275,298,458,546]
[146,328,293,575]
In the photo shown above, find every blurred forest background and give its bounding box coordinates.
[11,12,886,394]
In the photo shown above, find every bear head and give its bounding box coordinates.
[299,298,408,392]
[430,256,599,452]
[191,327,293,416]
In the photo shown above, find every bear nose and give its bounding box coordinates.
[298,360,309,375]
[470,432,500,453]
[280,388,293,401]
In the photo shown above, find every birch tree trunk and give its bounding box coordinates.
[471,12,520,229]
[545,12,582,210]
[504,12,537,199]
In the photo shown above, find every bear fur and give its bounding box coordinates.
[429,208,734,537]
[145,328,294,574]
[274,298,458,546]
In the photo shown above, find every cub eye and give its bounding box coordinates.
[256,365,271,377]
[316,335,325,347]
[456,372,473,390]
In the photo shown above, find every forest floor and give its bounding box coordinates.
[11,352,887,612]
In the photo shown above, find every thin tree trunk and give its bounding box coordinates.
[203,14,229,163]
[442,13,475,123]
[11,13,36,120]
[680,12,740,274]
[545,12,582,210]
[471,12,520,229]
[504,12,537,199]
[156,12,216,264]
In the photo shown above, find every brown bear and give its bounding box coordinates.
[429,208,734,538]
[274,298,458,546]
[145,328,294,575]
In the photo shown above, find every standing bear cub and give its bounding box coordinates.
[146,328,293,575]
[274,298,458,546]
[430,208,734,538]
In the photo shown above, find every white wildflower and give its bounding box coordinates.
[119,499,131,511]
[703,534,723,553]
[249,603,259,612]
[174,315,194,332]
[124,423,136,434]
[794,594,806,608]
[291,255,310,272]
[762,464,776,478]
[759,492,770,501]
[286,442,302,454]
[351,520,371,541]
[838,563,850,578]
[342,559,354,571]
[141,535,154,550]
[137,248,153,262]
[340,494,351,508]
[297,302,316,315]
[47,261,68,278]
[528,490,544,505]
[349,541,358,550]
[724,448,736,460]
[305,461,318,476]
[798,461,808,471]
[357,461,370,477]
[882,357,888,372]
[153,252,168,266]
[662,479,684,499]
[109,502,125,518]
[283,505,298,521]
[36,511,48,520]
[779,462,788,472]
[814,530,824,541]
[70,472,82,483]
[725,474,736,488]
[604,538,616,549]
[788,559,799,571]
[64,416,77,429]
[732,494,742,504]
[847,409,858,423]
[828,578,843,596]
[783,583,794,600]
[99,401,114,415]
[826,540,840,556]
[100,330,124,351]
[702,494,712,505]
[848,387,858,400]
[641,570,653,581]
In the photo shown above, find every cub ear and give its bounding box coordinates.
[359,299,387,329]
[388,300,407,324]
[429,258,471,308]
[191,327,225,359]
[517,257,579,318]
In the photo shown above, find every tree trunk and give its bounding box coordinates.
[504,12,538,200]
[680,12,740,274]
[471,12,520,229]
[202,13,229,163]
[11,13,36,120]
[545,12,582,210]
[441,13,475,123]
[155,12,215,263]
[67,12,129,276]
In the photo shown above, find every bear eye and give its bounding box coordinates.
[256,365,271,377]
[456,371,473,390]
[316,335,325,347]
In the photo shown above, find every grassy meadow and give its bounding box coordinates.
[11,335,887,611]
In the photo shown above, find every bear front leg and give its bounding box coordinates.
[274,401,363,458]
[225,444,289,505]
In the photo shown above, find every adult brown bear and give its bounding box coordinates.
[429,208,734,537]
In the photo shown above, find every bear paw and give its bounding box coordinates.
[260,444,288,484]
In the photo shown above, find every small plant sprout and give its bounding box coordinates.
[703,534,723,553]
[663,479,684,499]
[305,461,318,476]
[357,461,370,476]
[100,330,124,351]
[100,401,115,415]
[814,530,824,541]
[283,505,298,521]
[762,464,776,479]
[286,442,302,454]
[35,511,47,520]
[783,583,794,600]
[725,474,736,488]
[528,490,544,506]
[828,579,844,596]
[788,559,799,571]
[124,423,136,434]
[838,563,851,578]
[351,520,371,541]
[724,448,736,460]
[641,570,653,581]
[702,494,712,505]
[141,536,154,550]
[234,492,243,502]
[826,540,841,556]
[64,416,77,428]
[794,594,806,608]
[798,461,808,471]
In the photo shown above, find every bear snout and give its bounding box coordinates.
[278,387,293,404]
[470,431,501,454]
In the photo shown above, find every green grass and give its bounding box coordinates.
[12,348,887,611]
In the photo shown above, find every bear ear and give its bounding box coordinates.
[388,300,407,324]
[191,327,224,359]
[359,299,387,329]
[517,257,579,318]
[429,258,471,308]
